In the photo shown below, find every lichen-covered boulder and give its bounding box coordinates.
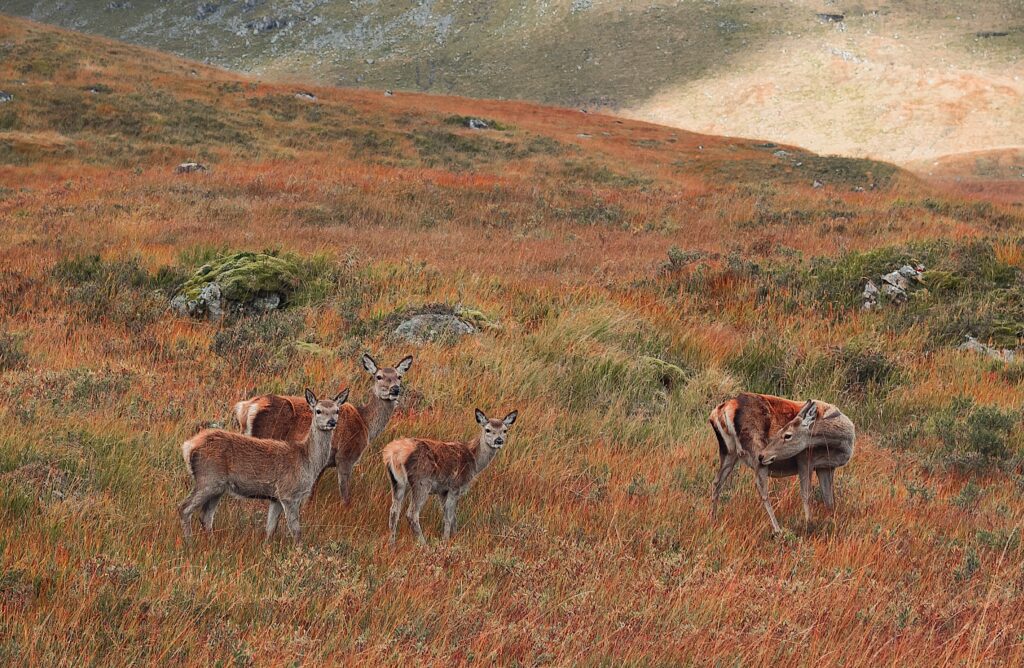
[171,251,300,319]
[393,313,476,345]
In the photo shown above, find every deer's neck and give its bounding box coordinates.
[304,426,336,477]
[471,436,499,475]
[358,395,397,442]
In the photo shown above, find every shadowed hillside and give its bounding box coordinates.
[3,16,1024,666]
[3,1,1024,163]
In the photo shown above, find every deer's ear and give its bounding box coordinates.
[305,388,317,408]
[361,353,378,375]
[799,400,817,426]
[503,410,518,427]
[475,408,488,426]
[333,388,350,405]
[395,355,414,376]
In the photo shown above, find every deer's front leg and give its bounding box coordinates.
[797,456,813,528]
[754,466,782,534]
[442,491,460,541]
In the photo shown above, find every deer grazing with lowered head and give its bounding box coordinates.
[234,353,412,505]
[179,388,348,543]
[382,408,518,546]
[709,393,855,533]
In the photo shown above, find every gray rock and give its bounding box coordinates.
[862,280,880,310]
[959,336,1016,363]
[294,91,316,101]
[813,180,824,188]
[466,118,489,130]
[195,2,218,19]
[246,16,288,33]
[393,314,476,344]
[251,293,281,312]
[817,13,844,23]
[198,282,225,320]
[0,91,13,104]
[175,162,207,174]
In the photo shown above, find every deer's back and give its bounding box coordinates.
[386,437,476,488]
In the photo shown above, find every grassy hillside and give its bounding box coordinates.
[3,0,1024,163]
[3,16,1024,665]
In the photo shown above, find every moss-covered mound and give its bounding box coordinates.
[171,252,300,319]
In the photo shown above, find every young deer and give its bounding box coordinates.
[382,408,518,546]
[709,393,855,533]
[179,388,348,543]
[234,353,413,504]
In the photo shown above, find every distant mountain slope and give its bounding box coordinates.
[2,1,1021,163]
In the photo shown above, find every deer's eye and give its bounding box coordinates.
[376,375,383,380]
[784,433,792,440]
[316,409,322,415]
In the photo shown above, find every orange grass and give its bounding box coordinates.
[2,14,1024,667]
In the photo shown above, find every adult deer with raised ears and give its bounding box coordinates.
[179,388,349,543]
[709,393,855,533]
[234,353,413,504]
[382,408,519,546]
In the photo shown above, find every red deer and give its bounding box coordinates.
[709,393,855,533]
[234,353,413,504]
[382,408,518,546]
[179,388,348,543]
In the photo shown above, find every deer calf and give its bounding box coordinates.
[382,408,518,545]
[709,393,855,533]
[179,388,348,543]
[234,353,413,505]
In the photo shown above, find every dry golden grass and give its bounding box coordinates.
[3,15,1024,666]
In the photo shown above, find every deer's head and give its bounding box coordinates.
[759,400,818,466]
[305,388,349,431]
[475,408,518,450]
[362,353,413,402]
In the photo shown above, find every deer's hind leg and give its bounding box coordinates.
[817,468,836,511]
[387,473,407,547]
[406,484,430,546]
[711,453,739,519]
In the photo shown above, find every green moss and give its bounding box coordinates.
[177,252,300,303]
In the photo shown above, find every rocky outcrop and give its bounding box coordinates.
[170,252,300,320]
[863,264,925,309]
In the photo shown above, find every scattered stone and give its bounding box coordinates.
[106,1,132,10]
[242,0,261,10]
[577,133,593,139]
[465,118,489,130]
[773,149,791,158]
[384,89,394,96]
[959,336,1016,362]
[246,16,289,33]
[817,13,844,23]
[365,58,375,65]
[571,0,593,12]
[175,162,207,174]
[976,31,1009,38]
[862,264,925,309]
[813,180,824,188]
[0,91,12,103]
[195,2,219,19]
[170,251,300,320]
[294,91,317,101]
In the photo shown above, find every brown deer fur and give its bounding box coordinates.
[233,354,412,504]
[382,408,518,545]
[709,392,855,533]
[179,388,348,543]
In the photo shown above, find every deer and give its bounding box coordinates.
[179,388,348,543]
[382,408,518,546]
[233,353,413,505]
[708,393,855,533]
